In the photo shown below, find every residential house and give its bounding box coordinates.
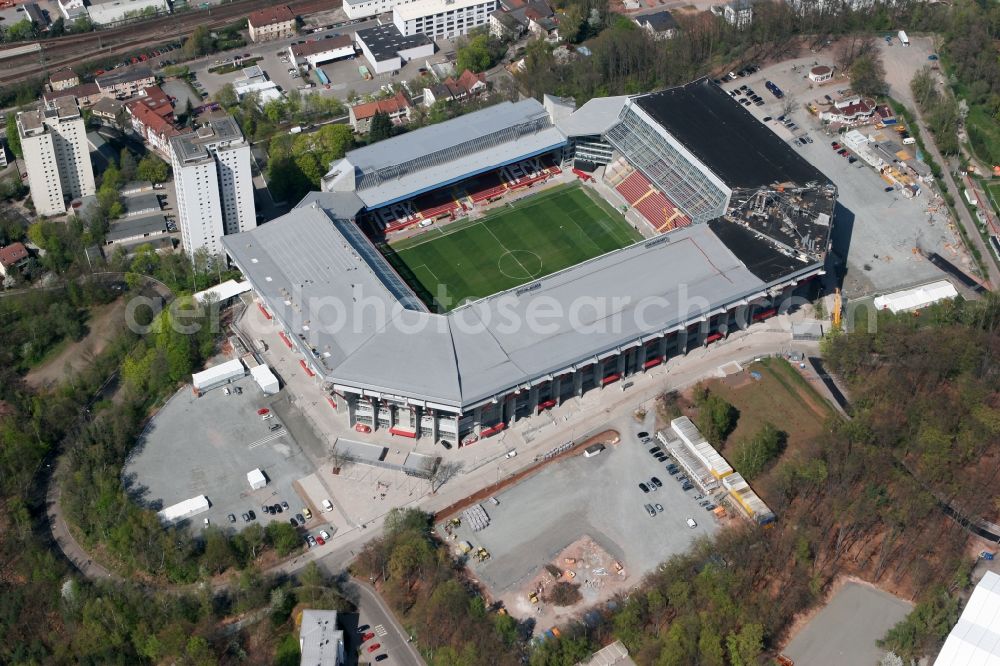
[423,69,487,106]
[126,86,177,157]
[0,242,29,278]
[634,10,678,39]
[95,66,156,99]
[49,68,80,91]
[820,93,876,124]
[247,5,296,42]
[720,0,752,28]
[489,0,554,40]
[43,83,102,107]
[90,97,125,128]
[349,91,412,133]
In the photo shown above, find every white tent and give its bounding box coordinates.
[873,280,958,314]
[247,468,267,490]
[935,571,1000,665]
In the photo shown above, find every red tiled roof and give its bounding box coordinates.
[456,69,486,92]
[0,242,28,267]
[248,4,294,28]
[128,101,177,137]
[136,86,173,119]
[351,91,411,121]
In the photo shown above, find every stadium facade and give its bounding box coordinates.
[222,78,836,447]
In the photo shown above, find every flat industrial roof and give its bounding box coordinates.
[291,35,353,56]
[355,23,431,62]
[634,78,827,188]
[223,204,780,407]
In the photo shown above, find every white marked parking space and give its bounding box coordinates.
[374,624,388,637]
[247,428,286,450]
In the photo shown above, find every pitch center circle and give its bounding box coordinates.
[497,250,543,281]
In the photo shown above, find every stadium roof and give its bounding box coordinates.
[935,571,1000,666]
[223,204,791,408]
[555,96,630,137]
[330,99,566,209]
[633,78,827,188]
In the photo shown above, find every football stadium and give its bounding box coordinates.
[223,78,837,447]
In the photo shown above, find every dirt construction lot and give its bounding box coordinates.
[26,297,127,389]
[445,416,721,628]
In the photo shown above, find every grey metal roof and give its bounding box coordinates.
[336,99,566,208]
[223,205,774,408]
[95,66,154,88]
[555,96,630,137]
[294,190,365,220]
[106,214,167,242]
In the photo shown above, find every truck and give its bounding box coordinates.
[898,30,909,46]
[359,65,372,80]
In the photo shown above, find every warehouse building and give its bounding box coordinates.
[288,35,356,69]
[355,24,434,74]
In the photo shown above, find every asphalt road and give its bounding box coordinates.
[346,579,426,666]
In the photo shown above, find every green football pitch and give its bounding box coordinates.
[383,184,642,313]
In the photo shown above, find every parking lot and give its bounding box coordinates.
[124,372,328,535]
[447,415,721,605]
[719,52,968,297]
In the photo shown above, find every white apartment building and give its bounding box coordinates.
[343,0,420,20]
[393,0,498,38]
[169,116,255,258]
[17,97,96,217]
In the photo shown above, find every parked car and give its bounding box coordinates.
[645,504,656,517]
[295,513,305,524]
[228,513,236,523]
[648,446,660,455]
[307,535,317,548]
[705,504,717,511]
[654,453,668,462]
[358,624,371,634]
[362,632,375,642]
[639,482,650,493]
[686,518,697,528]
[316,534,325,545]
[367,643,381,653]
[655,503,663,513]
[302,507,312,519]
[289,517,298,527]
[320,530,330,540]
[273,504,283,514]
[247,510,256,520]
[257,408,269,415]
[884,186,895,192]
[650,477,663,488]
[375,656,388,663]
[281,501,289,511]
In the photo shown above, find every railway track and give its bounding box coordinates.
[0,0,334,86]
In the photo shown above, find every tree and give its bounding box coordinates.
[368,111,393,144]
[183,25,213,59]
[265,521,302,556]
[725,623,763,666]
[456,33,493,73]
[850,53,887,97]
[136,154,169,183]
[216,83,239,111]
[6,19,36,42]
[6,115,21,158]
[731,422,787,479]
[694,389,739,446]
[119,149,138,182]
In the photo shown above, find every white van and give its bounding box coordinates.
[686,518,697,529]
[322,499,333,512]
